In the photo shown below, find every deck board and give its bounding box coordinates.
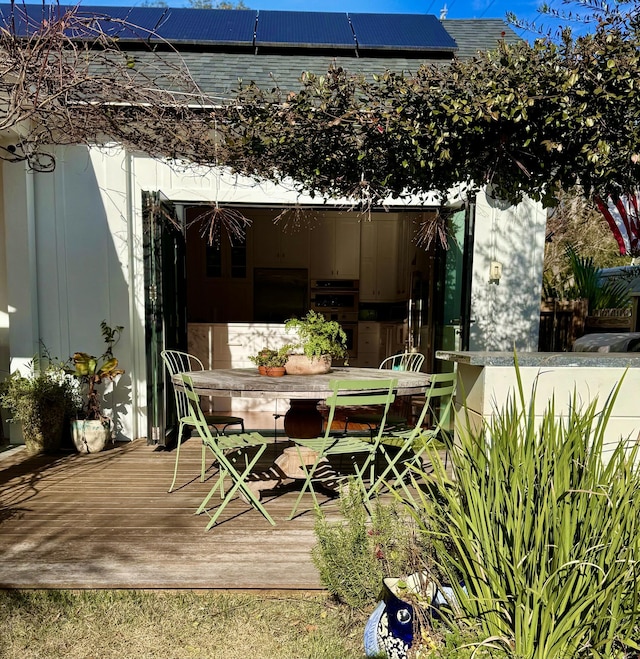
[0,438,342,590]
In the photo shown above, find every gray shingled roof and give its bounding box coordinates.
[162,52,452,99]
[127,19,520,98]
[442,19,521,58]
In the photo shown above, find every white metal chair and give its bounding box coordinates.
[344,352,425,435]
[161,349,245,492]
[379,352,425,372]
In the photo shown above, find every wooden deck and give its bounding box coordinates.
[0,433,344,591]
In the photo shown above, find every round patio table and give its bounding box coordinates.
[181,367,432,438]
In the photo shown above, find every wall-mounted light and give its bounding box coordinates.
[489,260,502,284]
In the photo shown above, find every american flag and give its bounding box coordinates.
[594,193,640,257]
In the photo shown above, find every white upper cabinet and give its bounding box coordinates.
[360,214,412,302]
[309,214,360,279]
[251,212,310,269]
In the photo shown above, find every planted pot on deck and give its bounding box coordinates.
[71,418,110,454]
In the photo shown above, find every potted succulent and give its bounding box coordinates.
[0,358,80,455]
[249,345,291,377]
[284,310,348,375]
[66,321,124,453]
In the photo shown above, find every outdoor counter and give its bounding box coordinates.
[436,350,640,368]
[436,350,640,453]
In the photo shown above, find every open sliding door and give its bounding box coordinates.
[142,191,187,446]
[430,207,466,373]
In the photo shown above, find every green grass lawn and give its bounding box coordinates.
[0,590,368,659]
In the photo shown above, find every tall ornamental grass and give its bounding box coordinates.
[405,367,640,659]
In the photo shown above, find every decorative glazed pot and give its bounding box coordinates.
[284,354,332,375]
[364,573,436,659]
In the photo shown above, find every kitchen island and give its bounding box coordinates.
[187,321,405,412]
[436,350,640,454]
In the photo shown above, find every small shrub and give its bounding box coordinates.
[565,244,630,312]
[312,482,430,611]
[0,359,80,454]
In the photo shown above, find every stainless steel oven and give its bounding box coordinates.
[310,280,359,360]
[341,322,358,360]
[310,279,359,318]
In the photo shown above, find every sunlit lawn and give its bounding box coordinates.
[0,590,368,659]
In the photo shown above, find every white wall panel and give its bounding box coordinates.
[470,191,546,351]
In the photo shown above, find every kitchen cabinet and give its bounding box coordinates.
[356,321,406,367]
[252,216,309,269]
[309,215,360,279]
[360,215,411,303]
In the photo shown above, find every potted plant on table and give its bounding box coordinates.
[66,321,124,453]
[0,359,80,455]
[249,346,291,377]
[284,310,348,375]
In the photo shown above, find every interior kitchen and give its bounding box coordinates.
[184,205,443,409]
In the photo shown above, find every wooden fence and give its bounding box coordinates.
[538,299,588,352]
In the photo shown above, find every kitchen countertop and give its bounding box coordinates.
[436,350,640,368]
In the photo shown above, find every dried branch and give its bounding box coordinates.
[0,4,220,170]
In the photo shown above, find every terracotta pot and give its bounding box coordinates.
[264,366,286,377]
[285,354,332,375]
[258,365,267,375]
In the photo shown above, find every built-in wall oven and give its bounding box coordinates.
[310,279,359,358]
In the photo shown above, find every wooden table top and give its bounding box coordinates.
[181,367,431,400]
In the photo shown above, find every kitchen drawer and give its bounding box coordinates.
[358,322,381,335]
[359,335,381,352]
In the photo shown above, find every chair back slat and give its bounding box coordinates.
[410,371,457,441]
[379,352,425,373]
[180,374,218,442]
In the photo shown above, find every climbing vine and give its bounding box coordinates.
[3,0,640,213]
[214,3,640,207]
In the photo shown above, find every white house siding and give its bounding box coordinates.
[1,146,547,443]
[2,146,138,442]
[470,190,546,352]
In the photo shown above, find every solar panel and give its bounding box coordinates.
[349,13,457,51]
[0,3,55,37]
[0,5,458,52]
[0,4,166,40]
[72,6,257,45]
[151,8,256,46]
[63,6,168,41]
[256,10,355,49]
[0,4,257,45]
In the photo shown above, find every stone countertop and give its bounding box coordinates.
[436,351,640,368]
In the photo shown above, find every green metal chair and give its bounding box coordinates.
[161,349,245,492]
[180,374,275,529]
[344,352,425,435]
[287,378,397,519]
[366,371,456,500]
